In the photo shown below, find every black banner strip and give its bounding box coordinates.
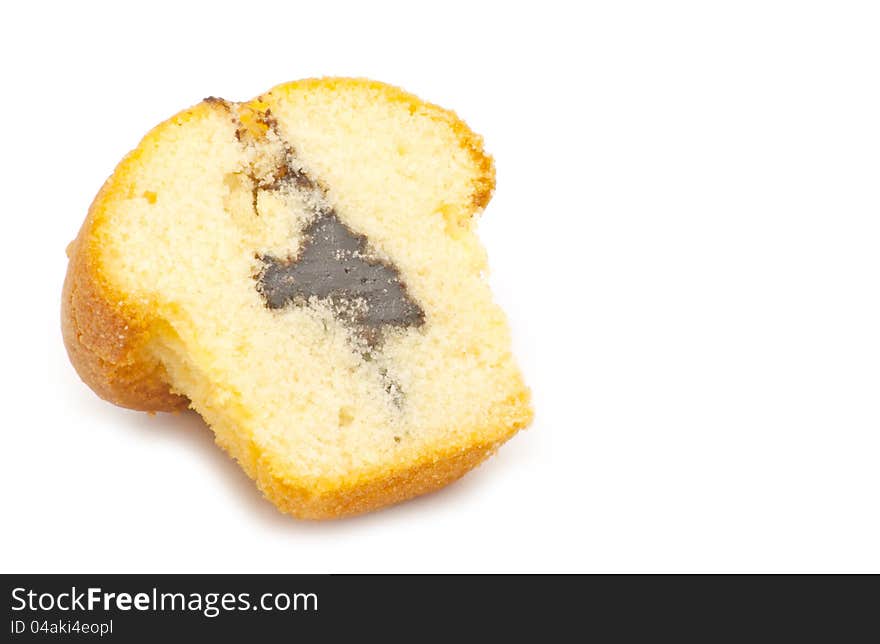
[3,574,876,640]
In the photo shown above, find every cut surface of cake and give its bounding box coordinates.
[62,78,532,518]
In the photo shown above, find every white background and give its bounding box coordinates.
[2,1,879,573]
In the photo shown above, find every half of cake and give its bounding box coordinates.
[62,78,532,518]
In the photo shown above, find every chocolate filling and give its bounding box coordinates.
[245,108,425,346]
[257,212,424,345]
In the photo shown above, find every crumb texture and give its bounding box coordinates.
[62,78,532,518]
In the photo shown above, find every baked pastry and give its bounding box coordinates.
[62,78,532,519]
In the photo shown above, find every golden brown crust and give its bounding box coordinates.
[61,78,528,518]
[62,101,225,412]
[259,437,510,520]
[62,181,188,412]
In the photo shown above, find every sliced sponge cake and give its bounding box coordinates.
[62,78,532,518]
